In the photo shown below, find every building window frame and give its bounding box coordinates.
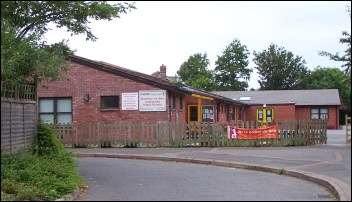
[170,95,175,110]
[39,97,72,124]
[101,96,119,110]
[178,97,183,110]
[311,107,329,120]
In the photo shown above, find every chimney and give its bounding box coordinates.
[160,64,166,80]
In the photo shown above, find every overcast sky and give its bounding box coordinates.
[45,1,351,90]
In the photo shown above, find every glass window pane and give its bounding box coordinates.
[267,109,271,115]
[39,99,54,113]
[40,114,54,124]
[58,114,72,124]
[57,99,72,112]
[311,109,319,113]
[311,114,319,119]
[320,114,328,119]
[320,108,328,113]
[179,97,183,109]
[101,96,119,109]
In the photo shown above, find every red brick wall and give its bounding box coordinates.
[244,104,339,129]
[296,106,339,129]
[38,62,171,123]
[245,104,296,122]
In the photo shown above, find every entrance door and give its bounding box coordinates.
[188,105,199,123]
[256,108,274,126]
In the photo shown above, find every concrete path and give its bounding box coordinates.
[71,128,351,201]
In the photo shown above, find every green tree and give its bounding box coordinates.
[176,53,215,91]
[214,38,252,91]
[319,6,351,78]
[1,19,73,84]
[253,44,309,90]
[294,67,351,119]
[1,1,136,84]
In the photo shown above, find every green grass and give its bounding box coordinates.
[1,122,84,201]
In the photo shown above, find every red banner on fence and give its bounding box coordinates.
[227,125,278,139]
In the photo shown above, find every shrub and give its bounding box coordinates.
[32,120,64,155]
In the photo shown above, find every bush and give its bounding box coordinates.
[32,121,64,155]
[1,121,83,201]
[1,150,83,201]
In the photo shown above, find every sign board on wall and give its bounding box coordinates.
[201,105,214,122]
[122,92,138,110]
[139,90,166,111]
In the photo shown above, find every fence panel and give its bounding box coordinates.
[53,120,327,148]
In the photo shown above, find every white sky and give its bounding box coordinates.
[45,1,351,90]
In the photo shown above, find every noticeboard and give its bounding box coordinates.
[201,105,214,122]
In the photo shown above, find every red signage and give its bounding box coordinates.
[227,125,278,139]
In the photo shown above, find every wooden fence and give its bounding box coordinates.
[1,81,37,153]
[54,120,327,148]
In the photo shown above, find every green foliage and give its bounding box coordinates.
[1,19,73,85]
[294,67,351,117]
[1,1,136,41]
[169,139,185,148]
[124,141,138,148]
[319,6,351,78]
[1,150,83,201]
[73,143,88,148]
[32,121,64,155]
[253,43,309,90]
[100,139,112,148]
[214,38,252,91]
[176,53,215,91]
[277,168,285,175]
[1,1,136,85]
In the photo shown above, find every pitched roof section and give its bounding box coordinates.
[68,55,175,90]
[67,55,247,106]
[212,89,341,106]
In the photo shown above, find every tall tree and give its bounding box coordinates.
[1,1,136,84]
[176,53,215,91]
[294,67,350,101]
[294,67,351,118]
[214,38,252,91]
[319,6,351,79]
[253,44,309,90]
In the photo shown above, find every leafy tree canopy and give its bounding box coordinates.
[1,1,136,84]
[253,44,309,90]
[176,53,215,91]
[214,38,252,91]
[319,6,351,79]
[1,1,136,41]
[294,67,351,114]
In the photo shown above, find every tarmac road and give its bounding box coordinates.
[71,128,351,201]
[75,157,333,201]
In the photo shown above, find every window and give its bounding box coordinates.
[239,96,251,101]
[170,95,175,110]
[230,107,234,121]
[101,96,119,109]
[39,98,72,124]
[311,108,328,120]
[179,97,183,110]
